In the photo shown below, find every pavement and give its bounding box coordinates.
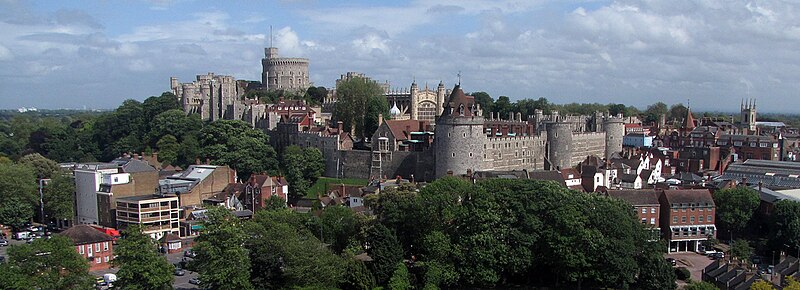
[666,252,715,287]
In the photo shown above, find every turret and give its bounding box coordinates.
[434,84,486,178]
[603,117,624,160]
[546,122,573,170]
[436,81,446,116]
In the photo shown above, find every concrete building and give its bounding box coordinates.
[158,165,236,207]
[262,47,310,92]
[115,194,180,240]
[73,160,158,227]
[60,225,115,271]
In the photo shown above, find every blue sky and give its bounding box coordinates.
[1,0,798,113]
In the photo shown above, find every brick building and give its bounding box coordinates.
[659,189,717,252]
[60,225,115,271]
[607,190,661,240]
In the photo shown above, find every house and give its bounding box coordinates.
[371,119,432,152]
[73,159,158,227]
[560,168,583,191]
[607,190,660,239]
[160,232,183,254]
[115,194,181,240]
[220,174,290,212]
[60,225,115,271]
[659,189,717,252]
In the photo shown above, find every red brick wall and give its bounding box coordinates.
[635,205,660,228]
[76,241,114,271]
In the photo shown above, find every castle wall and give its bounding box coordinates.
[604,118,625,159]
[434,116,486,178]
[261,47,310,92]
[571,132,607,167]
[324,150,436,181]
[484,135,547,171]
[546,122,574,170]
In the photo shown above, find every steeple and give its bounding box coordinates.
[683,105,696,130]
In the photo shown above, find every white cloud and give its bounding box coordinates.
[0,44,13,60]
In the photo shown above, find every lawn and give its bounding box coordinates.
[307,177,369,198]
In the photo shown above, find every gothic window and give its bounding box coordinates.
[458,104,465,116]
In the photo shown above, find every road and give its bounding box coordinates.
[88,246,200,289]
[666,252,714,287]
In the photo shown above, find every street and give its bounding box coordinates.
[88,247,200,290]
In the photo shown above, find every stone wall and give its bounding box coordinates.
[324,149,436,181]
[571,132,607,166]
[485,135,547,171]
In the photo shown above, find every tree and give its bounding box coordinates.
[750,279,775,290]
[200,120,279,181]
[5,236,94,290]
[306,86,329,105]
[282,146,325,199]
[142,92,181,130]
[493,96,512,119]
[365,223,403,284]
[785,276,800,290]
[684,280,719,290]
[193,207,253,290]
[388,262,411,290]
[470,92,493,115]
[634,247,677,290]
[18,153,60,179]
[148,109,202,147]
[714,187,760,240]
[43,174,75,225]
[769,200,800,253]
[317,206,364,254]
[0,163,37,228]
[731,239,754,261]
[669,104,689,123]
[334,76,384,139]
[644,102,668,124]
[364,95,390,139]
[156,134,180,166]
[113,225,175,290]
[303,147,325,182]
[341,257,376,290]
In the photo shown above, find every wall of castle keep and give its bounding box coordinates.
[571,132,607,166]
[484,135,547,171]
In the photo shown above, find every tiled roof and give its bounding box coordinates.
[59,225,114,245]
[441,85,477,117]
[607,190,660,206]
[385,120,429,141]
[662,189,715,205]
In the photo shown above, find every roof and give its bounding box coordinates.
[441,85,478,117]
[607,190,660,206]
[115,159,157,173]
[160,232,181,242]
[662,189,715,205]
[527,170,566,185]
[60,225,114,245]
[117,194,177,202]
[560,168,581,180]
[384,120,429,141]
[620,173,639,183]
[472,170,529,179]
[683,107,696,130]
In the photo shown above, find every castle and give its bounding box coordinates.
[261,47,310,92]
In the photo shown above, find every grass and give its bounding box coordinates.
[307,177,369,198]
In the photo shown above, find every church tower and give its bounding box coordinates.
[741,99,757,132]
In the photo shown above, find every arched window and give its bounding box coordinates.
[458,104,465,116]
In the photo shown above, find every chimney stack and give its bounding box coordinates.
[337,121,343,132]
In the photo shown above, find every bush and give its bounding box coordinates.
[675,267,691,281]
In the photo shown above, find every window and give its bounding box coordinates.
[103,242,108,251]
[88,245,93,256]
[708,215,712,222]
[641,208,647,214]
[79,245,84,255]
[681,216,686,223]
[673,216,678,223]
[95,243,100,252]
[641,218,647,224]
[104,256,109,262]
[651,208,656,214]
[690,216,695,223]
[96,258,101,264]
[452,153,455,157]
[650,218,656,225]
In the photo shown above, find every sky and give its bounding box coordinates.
[0,0,798,113]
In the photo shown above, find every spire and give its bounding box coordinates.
[683,105,696,130]
[741,98,744,110]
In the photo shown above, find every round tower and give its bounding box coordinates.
[545,122,573,170]
[435,85,486,178]
[603,117,625,160]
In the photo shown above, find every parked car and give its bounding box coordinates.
[0,238,8,246]
[704,249,718,256]
[710,252,725,260]
[751,256,763,264]
[189,277,201,285]
[174,267,185,276]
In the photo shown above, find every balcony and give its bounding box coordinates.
[139,206,175,213]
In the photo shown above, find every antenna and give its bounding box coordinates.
[270,25,273,47]
[457,71,461,86]
[687,98,690,109]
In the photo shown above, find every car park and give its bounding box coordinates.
[184,249,197,258]
[189,277,201,285]
[0,238,8,246]
[666,258,677,266]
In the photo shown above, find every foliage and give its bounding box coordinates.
[365,223,403,285]
[200,120,278,181]
[44,174,76,222]
[341,257,376,290]
[684,280,720,290]
[731,239,754,261]
[315,206,365,253]
[4,235,94,290]
[156,134,180,166]
[263,195,288,211]
[282,146,326,199]
[193,206,254,290]
[785,276,800,290]
[493,96,512,119]
[634,245,677,290]
[0,163,37,228]
[768,200,800,253]
[470,91,493,114]
[750,279,776,290]
[388,263,411,290]
[643,102,668,124]
[17,153,60,179]
[669,103,689,123]
[675,267,691,281]
[364,95,390,138]
[113,225,175,290]
[334,76,385,139]
[713,187,760,240]
[306,86,329,105]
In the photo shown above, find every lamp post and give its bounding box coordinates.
[38,178,51,224]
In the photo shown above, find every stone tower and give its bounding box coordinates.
[603,117,625,160]
[545,122,573,170]
[410,80,419,120]
[435,85,485,178]
[741,99,757,132]
[261,47,310,92]
[436,81,446,116]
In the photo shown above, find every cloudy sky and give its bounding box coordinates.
[0,0,798,113]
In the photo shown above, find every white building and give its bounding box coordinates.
[74,163,131,225]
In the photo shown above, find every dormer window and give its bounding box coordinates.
[458,104,465,116]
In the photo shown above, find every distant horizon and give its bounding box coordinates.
[2,1,799,113]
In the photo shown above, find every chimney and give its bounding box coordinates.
[337,121,343,132]
[758,181,763,193]
[205,158,210,165]
[133,153,139,159]
[447,170,453,176]
[378,113,383,126]
[405,125,411,138]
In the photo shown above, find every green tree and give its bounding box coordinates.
[731,239,754,261]
[0,163,37,228]
[388,262,411,290]
[341,257,376,290]
[193,207,254,290]
[714,187,760,240]
[5,235,94,290]
[493,96,512,119]
[156,134,180,166]
[18,153,60,179]
[669,103,689,124]
[364,95,390,139]
[306,86,329,105]
[684,280,719,290]
[644,102,668,124]
[317,206,364,253]
[634,247,677,290]
[148,109,202,147]
[142,92,181,130]
[334,76,384,139]
[470,92,494,116]
[365,223,403,284]
[43,174,75,226]
[303,147,325,182]
[113,225,175,290]
[750,279,775,290]
[200,120,279,180]
[282,146,325,199]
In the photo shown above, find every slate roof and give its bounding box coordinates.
[442,85,477,117]
[527,170,566,186]
[160,232,181,242]
[722,160,800,189]
[59,225,114,245]
[662,189,715,205]
[607,190,660,206]
[384,120,429,141]
[620,173,639,183]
